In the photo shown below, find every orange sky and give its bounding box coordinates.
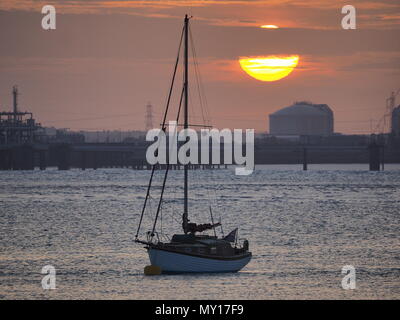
[0,0,399,134]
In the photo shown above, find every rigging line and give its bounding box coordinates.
[135,167,157,239]
[189,25,212,127]
[209,206,217,238]
[188,83,198,126]
[196,60,211,127]
[168,204,182,225]
[151,85,185,239]
[176,86,185,125]
[203,171,221,236]
[168,165,184,225]
[148,195,155,221]
[161,25,185,130]
[160,203,163,235]
[194,57,208,128]
[189,29,208,126]
[163,196,182,226]
[189,28,206,126]
[189,26,210,128]
[135,26,184,240]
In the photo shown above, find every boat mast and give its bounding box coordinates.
[183,14,189,233]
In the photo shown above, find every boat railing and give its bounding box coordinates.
[146,231,158,244]
[146,231,170,244]
[236,238,249,251]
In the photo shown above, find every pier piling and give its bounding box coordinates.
[369,142,381,171]
[303,148,308,171]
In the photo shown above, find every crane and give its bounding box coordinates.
[374,88,400,134]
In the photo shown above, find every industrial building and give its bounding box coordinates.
[269,101,334,136]
[391,105,400,137]
[0,86,43,144]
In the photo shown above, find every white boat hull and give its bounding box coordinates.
[148,247,251,273]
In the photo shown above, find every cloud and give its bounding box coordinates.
[1,0,399,29]
[1,10,399,62]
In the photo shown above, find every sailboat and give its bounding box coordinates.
[134,15,252,273]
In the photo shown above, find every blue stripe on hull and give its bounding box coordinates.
[148,248,251,273]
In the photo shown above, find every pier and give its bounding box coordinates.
[0,143,232,170]
[0,140,397,171]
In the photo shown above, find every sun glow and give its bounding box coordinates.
[260,25,279,29]
[239,55,299,82]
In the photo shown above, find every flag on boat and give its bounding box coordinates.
[223,228,238,242]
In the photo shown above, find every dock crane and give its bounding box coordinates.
[374,88,400,134]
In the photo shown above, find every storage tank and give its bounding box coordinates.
[269,101,334,136]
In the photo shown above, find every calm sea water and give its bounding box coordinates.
[0,164,399,299]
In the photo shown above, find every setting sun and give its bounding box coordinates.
[260,25,279,29]
[239,55,299,82]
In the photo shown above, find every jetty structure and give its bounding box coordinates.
[1,83,399,171]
